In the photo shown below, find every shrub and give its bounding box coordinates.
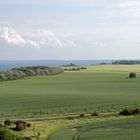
[0,127,24,140]
[27,123,31,128]
[4,119,13,126]
[80,67,87,70]
[119,108,139,116]
[79,113,85,117]
[37,132,41,136]
[119,109,130,116]
[0,73,7,81]
[132,108,139,114]
[129,72,136,78]
[66,116,74,120]
[14,120,27,131]
[91,111,98,116]
[0,124,3,127]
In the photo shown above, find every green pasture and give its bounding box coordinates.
[0,65,140,117]
[49,116,140,140]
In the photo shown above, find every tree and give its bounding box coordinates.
[129,72,136,78]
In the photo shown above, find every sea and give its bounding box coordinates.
[0,60,112,71]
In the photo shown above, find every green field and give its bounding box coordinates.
[0,65,140,117]
[49,116,140,140]
[0,65,140,139]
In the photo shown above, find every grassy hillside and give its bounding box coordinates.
[49,116,140,140]
[0,65,139,117]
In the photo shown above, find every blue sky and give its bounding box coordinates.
[0,0,140,60]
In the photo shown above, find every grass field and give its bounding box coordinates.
[0,65,140,117]
[48,116,140,140]
[0,65,140,139]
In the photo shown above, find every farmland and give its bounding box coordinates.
[49,116,140,140]
[0,65,140,117]
[0,65,140,139]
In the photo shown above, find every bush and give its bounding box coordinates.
[119,108,139,116]
[0,127,24,140]
[119,109,130,116]
[27,123,31,128]
[132,108,139,114]
[4,119,13,126]
[129,72,136,78]
[14,120,27,131]
[80,67,87,70]
[0,73,7,81]
[0,124,3,127]
[79,113,85,117]
[91,111,98,116]
[37,132,41,136]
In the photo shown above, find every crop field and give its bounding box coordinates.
[0,65,140,117]
[49,116,140,140]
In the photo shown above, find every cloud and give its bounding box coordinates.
[0,26,108,50]
[0,27,39,48]
[25,29,63,48]
[119,0,140,17]
[119,0,140,8]
[0,0,96,6]
[0,27,26,45]
[0,27,63,48]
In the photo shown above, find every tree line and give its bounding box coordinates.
[112,60,140,65]
[0,66,63,81]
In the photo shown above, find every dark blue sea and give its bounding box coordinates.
[0,60,112,71]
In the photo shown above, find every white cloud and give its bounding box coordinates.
[0,27,63,48]
[25,29,63,48]
[119,0,140,17]
[0,27,108,49]
[119,0,140,8]
[0,27,26,45]
[0,27,39,48]
[26,40,40,48]
[0,0,96,6]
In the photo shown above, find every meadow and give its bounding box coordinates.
[49,116,140,140]
[0,65,140,118]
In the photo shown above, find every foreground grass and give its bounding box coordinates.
[48,115,140,140]
[17,113,136,140]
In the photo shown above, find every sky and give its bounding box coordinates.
[0,0,140,60]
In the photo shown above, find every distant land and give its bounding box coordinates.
[0,60,112,71]
[1,60,140,71]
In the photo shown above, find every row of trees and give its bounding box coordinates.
[63,67,87,71]
[0,66,63,81]
[112,60,140,65]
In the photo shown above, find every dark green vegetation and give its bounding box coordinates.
[112,60,140,65]
[129,72,136,78]
[63,66,87,71]
[0,119,33,140]
[61,63,87,71]
[0,65,140,117]
[0,66,63,81]
[119,108,139,116]
[0,127,24,140]
[49,116,140,140]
